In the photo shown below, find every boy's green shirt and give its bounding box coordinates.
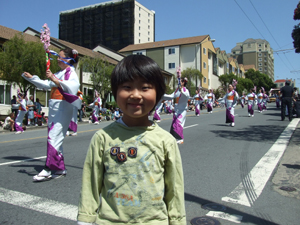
[78,121,186,225]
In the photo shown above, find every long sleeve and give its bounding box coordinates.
[77,133,104,223]
[164,140,186,225]
[232,92,239,108]
[22,74,53,90]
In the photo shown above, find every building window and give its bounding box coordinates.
[136,52,143,55]
[203,48,206,54]
[139,39,141,43]
[258,58,262,62]
[259,67,262,71]
[148,19,150,23]
[148,31,150,35]
[139,20,141,24]
[139,13,141,17]
[168,63,175,69]
[227,62,229,68]
[203,62,207,69]
[148,13,150,17]
[259,63,262,66]
[168,48,175,54]
[139,33,140,37]
[139,26,140,30]
[148,38,150,41]
[204,77,207,83]
[0,85,11,105]
[259,53,262,57]
[259,44,262,47]
[259,49,262,52]
[248,43,251,47]
[233,51,235,54]
[148,25,150,29]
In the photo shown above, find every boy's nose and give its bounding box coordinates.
[130,89,141,99]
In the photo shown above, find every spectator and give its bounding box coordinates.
[114,108,120,120]
[34,98,42,115]
[27,95,35,126]
[11,95,18,119]
[3,112,15,131]
[280,80,294,121]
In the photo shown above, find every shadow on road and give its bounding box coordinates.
[210,125,286,142]
[185,192,280,225]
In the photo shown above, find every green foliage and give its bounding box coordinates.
[245,69,276,92]
[0,33,60,96]
[165,85,174,94]
[181,67,203,91]
[79,56,115,106]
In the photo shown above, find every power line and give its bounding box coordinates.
[233,0,267,40]
[249,0,295,71]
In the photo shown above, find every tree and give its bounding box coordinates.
[181,67,203,96]
[292,1,300,53]
[218,73,254,96]
[0,34,60,96]
[79,56,115,107]
[245,69,275,91]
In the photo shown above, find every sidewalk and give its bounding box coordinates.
[272,120,300,200]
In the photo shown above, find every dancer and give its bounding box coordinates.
[164,77,190,144]
[275,91,281,108]
[205,89,215,114]
[257,89,263,113]
[153,99,164,122]
[77,54,186,225]
[13,91,27,134]
[240,92,246,108]
[165,99,173,114]
[66,90,83,136]
[224,84,239,127]
[262,89,268,111]
[246,88,257,117]
[193,89,204,116]
[88,91,102,124]
[22,48,80,181]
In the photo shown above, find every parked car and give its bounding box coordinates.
[268,95,276,103]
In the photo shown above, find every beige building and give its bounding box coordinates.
[230,38,274,80]
[119,35,218,92]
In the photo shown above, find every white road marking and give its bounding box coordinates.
[206,211,242,223]
[183,124,198,129]
[222,118,300,207]
[0,187,77,221]
[0,156,46,166]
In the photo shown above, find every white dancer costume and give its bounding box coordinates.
[67,91,83,135]
[205,92,215,113]
[22,67,80,173]
[13,98,27,133]
[153,99,164,122]
[89,96,102,123]
[164,87,190,142]
[193,93,204,116]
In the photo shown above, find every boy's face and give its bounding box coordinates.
[116,77,156,126]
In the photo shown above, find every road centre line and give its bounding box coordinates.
[183,124,198,129]
[0,156,47,166]
[0,187,77,221]
[221,118,300,207]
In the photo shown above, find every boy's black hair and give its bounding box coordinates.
[111,54,166,105]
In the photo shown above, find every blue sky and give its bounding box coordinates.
[1,0,300,85]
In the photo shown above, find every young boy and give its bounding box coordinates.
[77,55,186,225]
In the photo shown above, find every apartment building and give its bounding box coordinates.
[59,0,155,51]
[119,35,220,92]
[230,38,274,80]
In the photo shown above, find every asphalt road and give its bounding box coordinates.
[0,102,299,225]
